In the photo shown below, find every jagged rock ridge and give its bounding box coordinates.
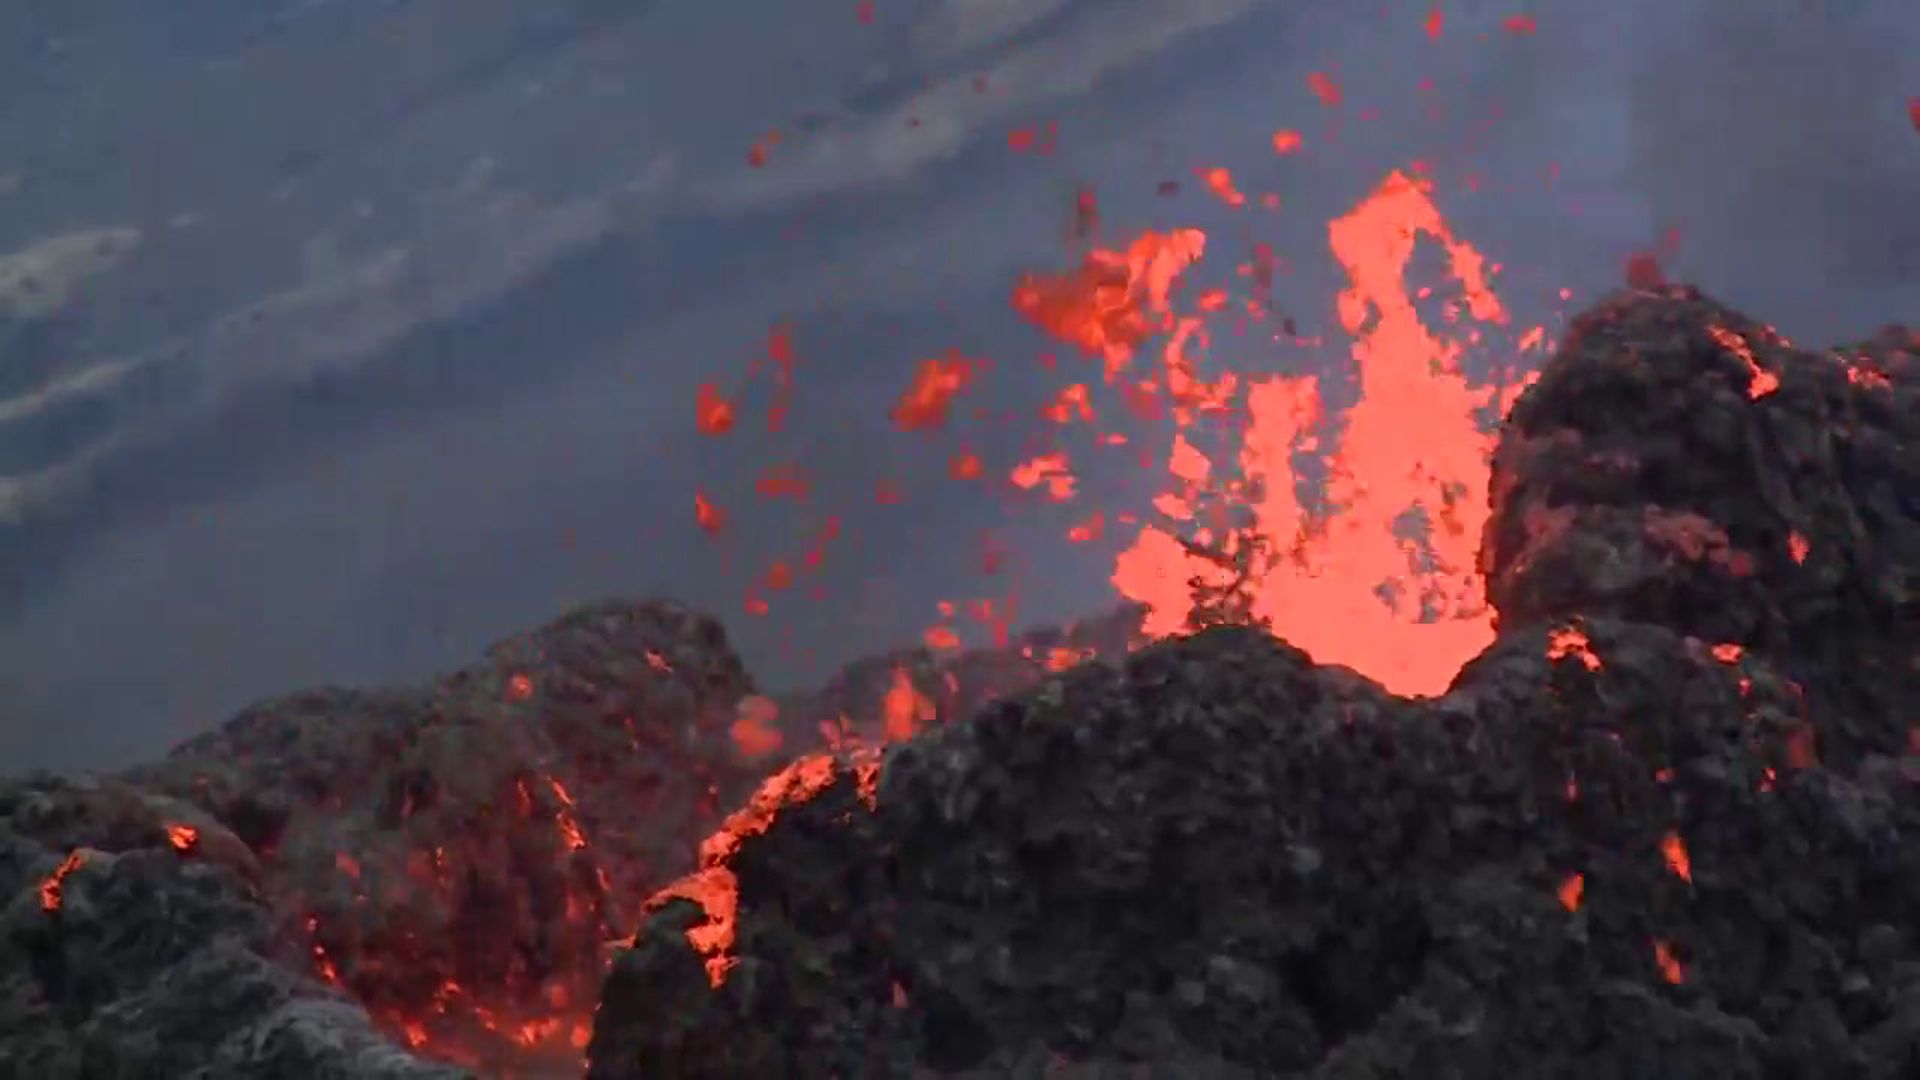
[1,286,1914,1078]
[2,595,1145,1075]
[589,287,1920,1078]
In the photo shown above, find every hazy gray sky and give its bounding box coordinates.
[3,0,1916,770]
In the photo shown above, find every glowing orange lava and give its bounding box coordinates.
[696,382,737,435]
[731,695,785,760]
[1556,872,1584,912]
[1653,939,1686,984]
[882,666,935,741]
[892,352,978,431]
[647,752,879,986]
[1108,170,1521,695]
[1546,626,1602,672]
[39,850,86,913]
[1660,830,1693,884]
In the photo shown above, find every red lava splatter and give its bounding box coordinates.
[1271,129,1304,155]
[1653,939,1686,984]
[1660,830,1693,884]
[506,674,535,701]
[1556,872,1583,912]
[731,696,784,760]
[1307,71,1343,107]
[1197,166,1246,208]
[1788,531,1809,564]
[1503,14,1538,36]
[892,353,978,430]
[1424,8,1444,39]
[765,560,793,591]
[1043,383,1094,424]
[1010,452,1077,501]
[695,490,726,534]
[1012,229,1205,374]
[1547,626,1602,671]
[167,823,200,852]
[1908,97,1920,135]
[695,382,736,435]
[882,666,935,741]
[749,131,782,168]
[1625,251,1665,289]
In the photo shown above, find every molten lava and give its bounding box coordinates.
[646,752,879,987]
[1101,170,1529,695]
[38,850,85,913]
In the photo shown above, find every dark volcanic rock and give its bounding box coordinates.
[116,599,765,1074]
[1481,286,1919,766]
[3,589,1151,1077]
[0,772,462,1078]
[774,605,1146,750]
[589,288,1920,1078]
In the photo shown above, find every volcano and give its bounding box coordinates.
[593,285,1920,1077]
[1,284,1914,1077]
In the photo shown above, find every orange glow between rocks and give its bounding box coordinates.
[647,752,878,986]
[1557,872,1584,912]
[1547,626,1602,671]
[39,850,86,913]
[1654,939,1686,984]
[882,666,935,742]
[892,352,979,431]
[1661,830,1693,884]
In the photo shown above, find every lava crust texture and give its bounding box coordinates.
[590,288,1920,1078]
[3,287,1916,1079]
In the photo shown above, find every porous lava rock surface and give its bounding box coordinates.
[589,287,1920,1078]
[4,600,766,1076]
[0,772,464,1078]
[2,598,1145,1075]
[3,287,1914,1078]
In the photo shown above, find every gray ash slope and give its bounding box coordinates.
[591,287,1920,1078]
